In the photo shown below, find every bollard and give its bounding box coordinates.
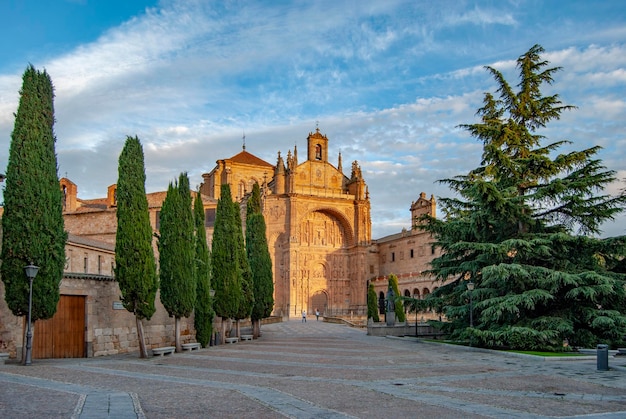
[597,344,609,371]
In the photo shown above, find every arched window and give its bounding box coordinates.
[238,181,246,200]
[315,144,322,160]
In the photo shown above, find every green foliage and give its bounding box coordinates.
[193,192,213,347]
[387,274,406,322]
[233,196,254,320]
[1,65,67,320]
[158,173,196,319]
[211,184,242,319]
[114,136,158,320]
[367,282,380,322]
[246,183,274,321]
[419,45,626,350]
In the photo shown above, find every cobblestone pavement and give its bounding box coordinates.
[1,319,626,418]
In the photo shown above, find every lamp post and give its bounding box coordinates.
[413,293,419,337]
[467,281,474,328]
[467,280,475,347]
[24,263,39,366]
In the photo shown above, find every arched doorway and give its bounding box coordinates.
[310,290,328,315]
[293,209,352,317]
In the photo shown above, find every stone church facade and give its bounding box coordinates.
[0,128,441,358]
[200,128,373,318]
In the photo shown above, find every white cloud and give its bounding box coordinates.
[0,1,624,240]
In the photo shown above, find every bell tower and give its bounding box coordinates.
[307,127,329,163]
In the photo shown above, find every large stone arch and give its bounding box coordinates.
[310,289,328,315]
[297,207,354,247]
[292,207,355,316]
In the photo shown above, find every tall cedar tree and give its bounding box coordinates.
[1,66,67,363]
[211,184,242,340]
[158,173,196,352]
[193,191,214,347]
[115,136,158,358]
[387,274,406,322]
[420,45,626,350]
[246,183,274,337]
[367,282,380,322]
[233,195,254,337]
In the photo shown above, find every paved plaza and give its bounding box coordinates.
[1,319,626,418]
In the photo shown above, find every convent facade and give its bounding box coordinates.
[0,128,441,359]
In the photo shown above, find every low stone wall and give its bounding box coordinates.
[0,274,195,359]
[323,316,367,328]
[367,322,444,338]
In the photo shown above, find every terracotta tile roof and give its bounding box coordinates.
[67,233,115,252]
[70,198,109,213]
[66,190,215,214]
[228,150,274,168]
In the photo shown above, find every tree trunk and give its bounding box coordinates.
[252,319,260,339]
[220,318,227,344]
[136,317,149,358]
[175,317,181,352]
[235,319,241,338]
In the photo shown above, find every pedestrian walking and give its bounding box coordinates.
[315,308,320,321]
[302,309,307,322]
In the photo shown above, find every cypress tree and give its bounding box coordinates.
[115,136,158,358]
[211,184,242,341]
[193,191,213,347]
[158,173,196,352]
[420,45,626,350]
[367,282,380,322]
[233,196,254,336]
[387,274,406,322]
[246,183,274,337]
[1,65,67,363]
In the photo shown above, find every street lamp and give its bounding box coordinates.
[467,281,474,328]
[413,293,419,337]
[467,280,475,347]
[24,263,39,366]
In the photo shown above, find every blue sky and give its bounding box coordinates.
[1,0,625,239]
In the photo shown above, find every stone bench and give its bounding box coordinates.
[240,334,253,341]
[0,353,9,364]
[225,337,239,344]
[182,342,201,351]
[616,348,626,356]
[152,346,175,356]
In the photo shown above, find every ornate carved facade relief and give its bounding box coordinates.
[298,211,345,248]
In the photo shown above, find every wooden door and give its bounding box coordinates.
[33,295,86,359]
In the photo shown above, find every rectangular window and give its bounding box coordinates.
[97,255,102,275]
[205,208,216,227]
[410,249,414,258]
[83,255,88,273]
[369,265,374,274]
[156,210,160,230]
[391,252,395,262]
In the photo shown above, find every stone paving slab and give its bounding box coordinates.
[0,319,625,418]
